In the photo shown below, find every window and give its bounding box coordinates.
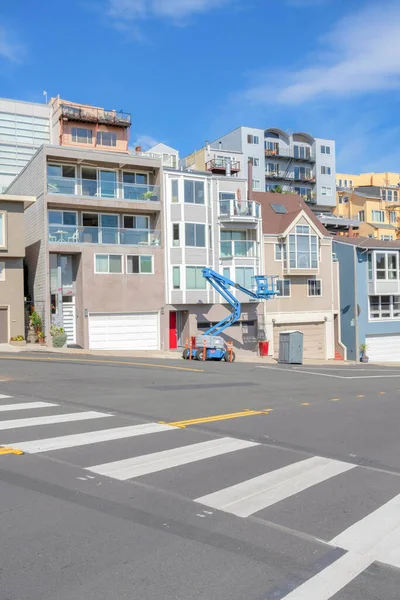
[294,145,311,160]
[358,210,365,222]
[308,279,322,296]
[373,252,399,280]
[382,189,386,201]
[126,255,153,274]
[48,210,77,226]
[209,225,212,249]
[381,235,394,241]
[371,210,385,223]
[249,157,260,166]
[294,166,311,181]
[252,179,261,191]
[97,131,116,147]
[95,254,123,274]
[338,179,342,187]
[223,267,230,280]
[185,223,205,247]
[47,164,76,179]
[247,134,259,144]
[173,223,180,247]
[0,213,4,247]
[184,180,204,204]
[390,212,397,224]
[387,190,393,201]
[321,166,331,175]
[266,162,279,174]
[395,191,399,202]
[171,179,179,203]
[0,262,4,281]
[235,267,254,289]
[173,266,180,289]
[71,127,92,144]
[122,171,148,185]
[123,215,149,229]
[289,225,318,269]
[343,196,349,204]
[349,180,353,187]
[275,242,286,261]
[369,295,400,320]
[186,266,206,289]
[276,279,290,297]
[265,141,279,154]
[344,180,348,188]
[321,186,332,196]
[339,196,343,204]
[321,145,331,155]
[368,253,373,281]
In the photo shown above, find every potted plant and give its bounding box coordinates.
[37,331,46,345]
[360,343,369,363]
[50,325,67,348]
[142,190,158,202]
[10,336,26,346]
[28,311,42,343]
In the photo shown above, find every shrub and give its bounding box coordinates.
[50,325,65,337]
[10,335,25,341]
[52,333,67,348]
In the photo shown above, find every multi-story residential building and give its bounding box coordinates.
[254,193,341,360]
[182,127,336,211]
[334,237,400,362]
[163,169,265,355]
[0,98,51,192]
[0,193,36,342]
[336,172,400,189]
[6,137,166,350]
[334,185,400,240]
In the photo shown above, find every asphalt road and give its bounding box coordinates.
[1,352,400,600]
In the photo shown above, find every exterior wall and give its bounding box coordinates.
[333,241,357,360]
[336,173,360,188]
[334,192,400,239]
[314,138,336,209]
[0,257,24,340]
[0,200,25,256]
[0,98,50,192]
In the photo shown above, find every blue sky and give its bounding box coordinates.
[1,0,399,173]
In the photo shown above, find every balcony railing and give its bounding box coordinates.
[47,176,160,202]
[219,200,261,220]
[60,104,131,127]
[206,158,240,173]
[220,240,257,258]
[264,147,315,162]
[265,170,315,183]
[48,225,161,246]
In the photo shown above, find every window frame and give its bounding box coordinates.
[172,266,181,289]
[48,209,78,227]
[307,279,322,297]
[171,179,179,203]
[276,278,291,297]
[96,131,117,147]
[184,179,205,205]
[368,295,400,321]
[288,225,319,269]
[252,179,261,191]
[186,266,207,290]
[321,145,331,155]
[172,223,180,247]
[71,127,93,144]
[185,222,206,248]
[94,253,123,274]
[126,254,154,275]
[371,210,385,223]
[370,251,399,281]
[358,210,365,222]
[321,186,332,196]
[321,166,331,175]
[235,267,255,290]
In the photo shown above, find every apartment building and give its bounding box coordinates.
[163,169,265,354]
[334,237,400,362]
[6,100,167,350]
[0,98,51,193]
[254,193,340,360]
[336,172,400,189]
[0,194,36,342]
[183,127,336,210]
[334,185,400,240]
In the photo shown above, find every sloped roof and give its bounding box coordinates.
[253,192,328,236]
[333,236,400,249]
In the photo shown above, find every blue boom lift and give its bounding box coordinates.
[182,268,277,362]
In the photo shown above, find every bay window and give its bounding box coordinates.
[288,225,318,269]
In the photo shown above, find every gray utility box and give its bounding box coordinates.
[195,335,225,349]
[278,330,304,364]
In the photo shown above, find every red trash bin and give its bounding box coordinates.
[259,341,269,357]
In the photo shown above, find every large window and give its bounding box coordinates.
[0,213,4,247]
[308,279,322,296]
[184,180,204,204]
[48,210,77,226]
[373,252,398,280]
[235,267,254,289]
[371,210,385,223]
[71,127,93,144]
[369,295,400,320]
[288,225,318,269]
[126,255,153,274]
[186,266,206,289]
[95,254,123,274]
[276,279,290,297]
[171,179,179,203]
[97,131,116,147]
[47,164,76,194]
[185,223,205,247]
[294,145,311,159]
[173,266,180,289]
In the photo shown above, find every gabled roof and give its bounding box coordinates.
[253,192,328,236]
[333,236,400,249]
[148,142,178,154]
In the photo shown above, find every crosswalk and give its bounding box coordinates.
[1,391,400,598]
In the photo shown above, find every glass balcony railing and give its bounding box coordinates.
[47,176,160,202]
[48,225,161,246]
[219,200,261,219]
[220,240,257,258]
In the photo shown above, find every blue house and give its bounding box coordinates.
[333,237,400,362]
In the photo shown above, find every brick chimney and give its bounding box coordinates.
[135,145,142,153]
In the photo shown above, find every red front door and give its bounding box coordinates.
[169,311,177,349]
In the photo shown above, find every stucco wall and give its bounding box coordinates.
[0,257,24,339]
[333,241,357,360]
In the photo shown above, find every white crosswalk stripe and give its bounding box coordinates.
[0,401,58,413]
[11,422,177,453]
[86,437,258,480]
[195,456,356,517]
[0,410,111,431]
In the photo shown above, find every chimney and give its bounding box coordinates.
[135,145,142,153]
[248,160,254,200]
[218,141,222,150]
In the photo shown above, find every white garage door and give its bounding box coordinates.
[366,334,400,362]
[89,312,159,351]
[274,322,325,359]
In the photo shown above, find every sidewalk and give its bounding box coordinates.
[0,343,361,366]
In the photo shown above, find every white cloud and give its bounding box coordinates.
[130,134,159,150]
[244,1,400,105]
[107,0,236,22]
[0,25,24,62]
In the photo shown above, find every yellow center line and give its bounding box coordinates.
[167,409,271,428]
[300,402,310,406]
[0,447,24,456]
[0,355,204,373]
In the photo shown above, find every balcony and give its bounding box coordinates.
[206,158,240,175]
[220,240,258,258]
[265,170,315,184]
[219,200,261,221]
[47,176,160,202]
[48,225,161,247]
[60,104,131,128]
[264,147,315,162]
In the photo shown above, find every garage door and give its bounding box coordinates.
[366,334,400,362]
[89,312,159,351]
[273,322,325,359]
[0,308,7,343]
